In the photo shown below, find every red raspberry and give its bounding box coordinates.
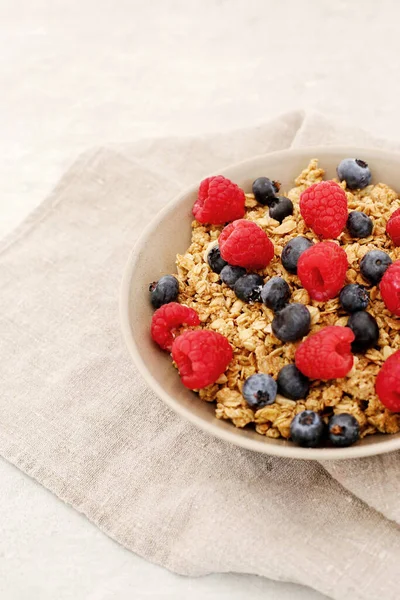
[380,260,400,316]
[219,219,274,269]
[151,302,200,351]
[171,330,233,389]
[386,207,400,246]
[376,350,400,412]
[193,175,245,225]
[300,180,348,238]
[295,326,355,380]
[297,241,348,301]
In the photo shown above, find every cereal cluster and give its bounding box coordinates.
[174,160,400,440]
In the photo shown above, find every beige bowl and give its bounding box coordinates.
[120,146,400,460]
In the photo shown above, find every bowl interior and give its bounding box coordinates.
[121,146,400,460]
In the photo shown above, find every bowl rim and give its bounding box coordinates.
[120,145,400,460]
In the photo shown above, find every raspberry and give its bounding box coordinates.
[297,241,348,301]
[171,330,233,389]
[386,207,400,246]
[193,175,245,225]
[376,350,400,412]
[380,261,400,316]
[151,302,200,351]
[300,180,348,238]
[295,326,354,380]
[219,219,274,269]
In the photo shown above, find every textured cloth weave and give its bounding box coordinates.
[1,111,400,600]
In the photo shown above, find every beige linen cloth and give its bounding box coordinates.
[2,111,400,600]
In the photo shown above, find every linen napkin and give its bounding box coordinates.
[1,111,400,600]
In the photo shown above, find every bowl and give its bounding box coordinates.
[120,146,400,460]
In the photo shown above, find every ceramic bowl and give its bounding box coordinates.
[120,146,400,460]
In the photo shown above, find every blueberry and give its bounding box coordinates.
[207,245,228,274]
[347,211,373,238]
[339,284,369,313]
[277,364,310,400]
[347,311,379,353]
[260,277,290,312]
[149,275,179,308]
[242,373,277,409]
[269,196,294,223]
[234,273,264,303]
[281,236,313,275]
[271,303,311,342]
[328,413,360,447]
[220,265,246,288]
[252,177,277,206]
[290,410,325,448]
[360,250,392,285]
[337,158,372,190]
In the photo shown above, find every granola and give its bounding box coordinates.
[174,159,400,440]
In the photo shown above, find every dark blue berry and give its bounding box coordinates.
[234,273,264,303]
[252,177,277,206]
[339,284,369,313]
[220,265,246,288]
[277,364,310,400]
[337,158,372,190]
[347,311,379,353]
[271,303,311,342]
[149,275,179,308]
[347,211,373,238]
[328,413,360,447]
[207,245,228,274]
[290,410,325,448]
[260,277,290,312]
[269,196,293,223]
[242,373,277,409]
[360,250,392,285]
[281,236,313,275]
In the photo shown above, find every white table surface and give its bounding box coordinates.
[1,1,398,598]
